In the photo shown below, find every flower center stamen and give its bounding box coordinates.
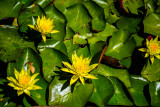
[151,44,158,50]
[19,75,30,86]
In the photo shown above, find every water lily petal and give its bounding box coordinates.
[37,16,40,26]
[83,74,98,79]
[8,83,18,89]
[61,68,76,74]
[153,36,158,43]
[41,33,46,43]
[51,30,59,33]
[138,48,147,52]
[146,39,150,47]
[28,85,42,90]
[14,69,19,80]
[28,25,35,29]
[7,77,19,86]
[155,54,160,59]
[30,79,39,86]
[150,55,154,64]
[30,73,39,82]
[24,89,30,96]
[17,90,24,96]
[80,76,85,85]
[62,61,74,70]
[70,75,79,85]
[145,53,149,57]
[14,86,22,90]
[88,64,98,73]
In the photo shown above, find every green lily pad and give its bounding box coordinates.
[122,0,144,14]
[89,75,114,107]
[39,48,69,82]
[0,0,22,19]
[133,33,144,47]
[64,4,91,34]
[76,46,91,58]
[0,27,35,62]
[141,58,160,82]
[108,77,133,106]
[143,13,160,37]
[90,41,106,57]
[73,34,87,44]
[128,75,149,106]
[64,39,79,53]
[83,1,105,31]
[65,27,75,40]
[144,0,155,16]
[96,64,131,88]
[92,0,108,8]
[119,57,132,69]
[38,40,67,55]
[116,16,141,33]
[105,30,136,60]
[88,23,117,44]
[48,76,94,107]
[54,0,82,13]
[149,81,160,106]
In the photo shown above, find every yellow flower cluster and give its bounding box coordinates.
[28,16,59,43]
[7,68,42,96]
[61,53,98,85]
[139,36,160,64]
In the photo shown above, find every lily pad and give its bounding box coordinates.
[89,75,114,107]
[128,75,149,106]
[141,58,160,82]
[48,76,94,107]
[108,77,133,106]
[105,30,136,60]
[96,64,131,88]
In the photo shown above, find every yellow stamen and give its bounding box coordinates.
[19,75,30,85]
[151,44,158,50]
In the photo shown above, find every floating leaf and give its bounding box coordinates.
[73,34,87,45]
[122,0,144,14]
[54,0,82,13]
[48,76,94,107]
[0,0,22,19]
[96,64,131,88]
[88,23,117,44]
[143,13,160,37]
[38,40,67,55]
[89,75,114,107]
[116,16,141,33]
[108,77,133,106]
[0,27,35,62]
[149,81,160,106]
[105,30,136,60]
[64,4,91,34]
[141,58,160,82]
[39,48,69,82]
[83,1,105,31]
[128,75,149,106]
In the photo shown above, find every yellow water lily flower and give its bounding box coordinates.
[7,68,42,96]
[28,15,59,43]
[139,36,160,64]
[61,53,98,85]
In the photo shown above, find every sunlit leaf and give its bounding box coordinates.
[48,76,94,107]
[89,75,114,107]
